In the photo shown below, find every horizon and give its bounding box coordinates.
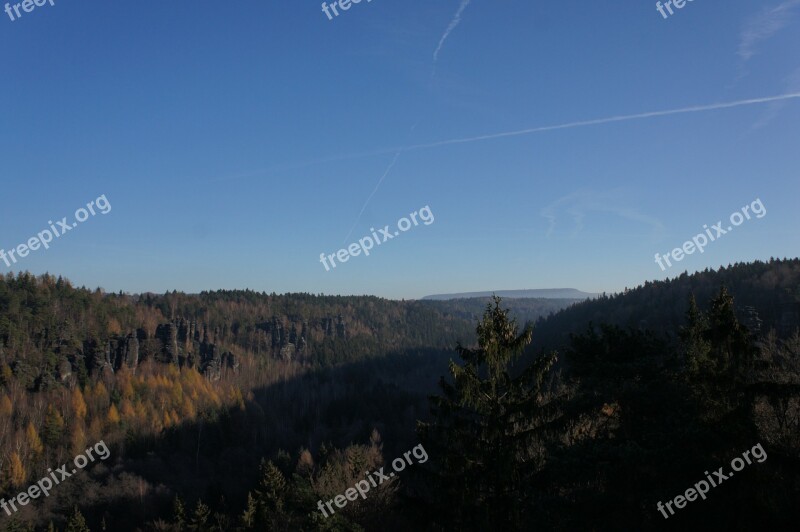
[4,257,795,300]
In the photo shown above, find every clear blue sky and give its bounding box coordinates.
[1,0,799,299]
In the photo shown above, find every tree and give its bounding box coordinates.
[172,495,186,530]
[43,405,65,448]
[65,506,90,532]
[106,404,121,425]
[418,296,556,530]
[25,422,43,457]
[189,500,210,531]
[71,388,88,421]
[7,452,26,488]
[250,460,290,529]
[680,293,711,374]
[684,287,758,436]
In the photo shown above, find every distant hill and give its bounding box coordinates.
[422,288,598,301]
[530,258,800,351]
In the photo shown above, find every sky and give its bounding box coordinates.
[1,0,799,299]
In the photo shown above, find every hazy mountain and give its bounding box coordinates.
[422,288,598,300]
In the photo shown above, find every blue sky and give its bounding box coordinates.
[1,0,799,299]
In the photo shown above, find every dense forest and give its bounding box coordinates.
[419,297,583,328]
[0,259,799,530]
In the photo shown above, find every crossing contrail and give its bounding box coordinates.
[210,92,800,187]
[342,151,402,244]
[392,92,800,153]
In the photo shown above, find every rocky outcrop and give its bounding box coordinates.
[155,323,179,365]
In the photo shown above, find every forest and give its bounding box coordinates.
[0,259,798,530]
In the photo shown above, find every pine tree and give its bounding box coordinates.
[255,460,287,513]
[418,296,556,530]
[240,493,257,529]
[172,495,186,530]
[681,294,711,374]
[706,286,753,382]
[189,500,210,531]
[65,506,90,532]
[684,287,758,440]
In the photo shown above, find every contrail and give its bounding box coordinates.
[210,92,800,185]
[394,92,800,153]
[342,151,402,243]
[433,0,472,62]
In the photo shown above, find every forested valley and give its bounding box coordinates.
[1,259,799,530]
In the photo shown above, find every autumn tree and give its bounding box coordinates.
[25,422,44,458]
[71,388,88,421]
[7,451,26,488]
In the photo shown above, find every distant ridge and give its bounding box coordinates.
[421,289,598,301]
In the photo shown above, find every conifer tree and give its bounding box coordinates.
[681,294,711,374]
[172,495,186,530]
[418,296,556,530]
[65,507,90,532]
[189,500,210,531]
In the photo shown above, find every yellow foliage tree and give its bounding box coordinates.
[88,417,104,442]
[8,451,26,488]
[121,379,135,400]
[0,394,12,417]
[107,404,121,425]
[71,388,88,420]
[181,396,196,419]
[120,399,136,421]
[170,382,184,404]
[26,422,44,456]
[93,381,109,406]
[70,424,87,456]
[107,318,122,335]
[0,364,13,386]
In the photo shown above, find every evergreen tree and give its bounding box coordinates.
[65,507,90,532]
[188,500,210,531]
[683,286,758,443]
[680,293,711,374]
[418,296,556,530]
[172,495,186,530]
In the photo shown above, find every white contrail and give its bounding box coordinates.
[433,0,472,62]
[342,151,402,243]
[211,93,800,186]
[393,92,800,153]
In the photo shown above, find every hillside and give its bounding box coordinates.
[531,258,800,351]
